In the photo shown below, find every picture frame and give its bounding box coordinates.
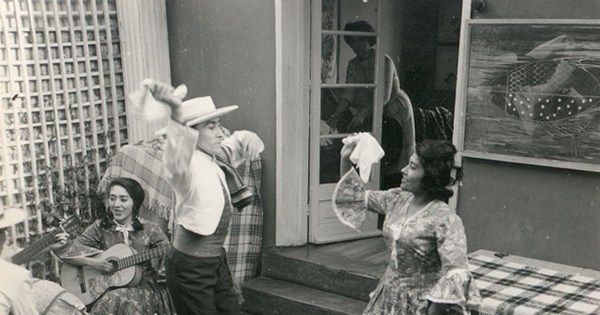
[454,19,600,172]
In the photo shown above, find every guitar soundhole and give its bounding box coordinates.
[108,260,118,273]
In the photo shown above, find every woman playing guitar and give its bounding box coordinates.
[52,177,174,315]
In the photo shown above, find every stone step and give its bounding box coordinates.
[260,248,383,302]
[242,277,368,315]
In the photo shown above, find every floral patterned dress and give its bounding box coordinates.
[59,218,174,315]
[333,169,481,315]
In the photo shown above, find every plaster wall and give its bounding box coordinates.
[457,0,600,270]
[166,0,277,247]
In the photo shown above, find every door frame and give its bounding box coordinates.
[275,0,311,246]
[275,0,392,246]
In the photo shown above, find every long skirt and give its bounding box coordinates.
[89,280,174,315]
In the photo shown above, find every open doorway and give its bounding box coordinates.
[308,0,405,243]
[306,0,461,244]
[274,0,462,247]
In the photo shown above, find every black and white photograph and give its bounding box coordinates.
[1,1,599,315]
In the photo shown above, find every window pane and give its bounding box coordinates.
[321,87,374,134]
[319,138,343,184]
[321,0,379,31]
[321,33,377,84]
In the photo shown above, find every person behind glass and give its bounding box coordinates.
[52,177,174,315]
[0,207,38,315]
[326,20,378,133]
[147,80,264,315]
[333,140,480,315]
[325,20,415,187]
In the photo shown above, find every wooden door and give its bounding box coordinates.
[308,0,385,243]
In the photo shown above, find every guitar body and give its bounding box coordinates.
[60,243,143,305]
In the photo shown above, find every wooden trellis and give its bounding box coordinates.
[0,0,128,241]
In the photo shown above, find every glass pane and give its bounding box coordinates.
[319,138,343,184]
[321,0,379,31]
[321,87,374,133]
[322,34,377,84]
[321,34,341,84]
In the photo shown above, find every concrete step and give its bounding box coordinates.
[242,277,368,315]
[260,248,383,302]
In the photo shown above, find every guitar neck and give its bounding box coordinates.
[116,244,170,270]
[11,230,60,265]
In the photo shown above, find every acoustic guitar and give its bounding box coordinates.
[60,242,170,305]
[11,216,81,265]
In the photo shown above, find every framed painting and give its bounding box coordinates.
[455,19,600,172]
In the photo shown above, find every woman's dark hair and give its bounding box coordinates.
[416,140,462,203]
[343,20,376,47]
[101,177,144,231]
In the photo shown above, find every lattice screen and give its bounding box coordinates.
[0,0,128,240]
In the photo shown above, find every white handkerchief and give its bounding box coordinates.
[128,80,188,123]
[342,133,385,183]
[129,84,171,122]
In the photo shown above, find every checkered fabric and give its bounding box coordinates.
[98,137,174,221]
[97,137,263,292]
[224,158,263,288]
[468,254,600,315]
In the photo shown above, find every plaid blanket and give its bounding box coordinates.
[468,254,600,315]
[98,137,174,221]
[224,158,263,290]
[98,137,263,292]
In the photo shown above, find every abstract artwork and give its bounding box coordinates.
[457,20,600,172]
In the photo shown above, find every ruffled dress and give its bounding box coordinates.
[58,218,174,315]
[333,169,481,315]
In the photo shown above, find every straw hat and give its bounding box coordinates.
[0,207,26,229]
[181,96,238,127]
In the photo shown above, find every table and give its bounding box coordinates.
[468,250,600,315]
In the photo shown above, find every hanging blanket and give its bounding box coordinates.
[414,106,454,143]
[98,137,173,221]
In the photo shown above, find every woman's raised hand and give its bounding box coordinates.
[339,141,357,175]
[340,141,357,160]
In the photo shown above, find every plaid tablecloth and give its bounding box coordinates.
[468,254,600,315]
[98,136,263,294]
